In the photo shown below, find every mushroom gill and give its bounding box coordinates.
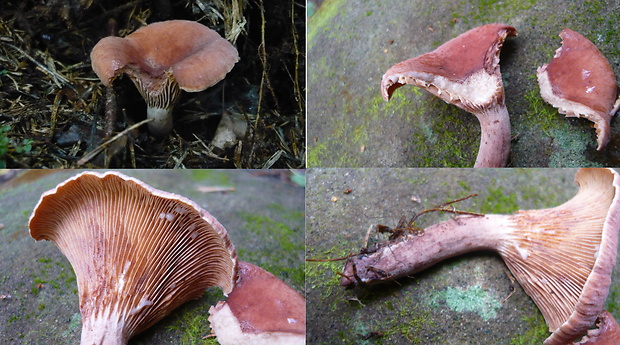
[28,171,238,345]
[340,168,620,344]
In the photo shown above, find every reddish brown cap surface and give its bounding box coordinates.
[537,29,619,150]
[91,20,239,92]
[208,261,305,345]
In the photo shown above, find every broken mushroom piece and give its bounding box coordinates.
[91,20,239,136]
[577,311,620,345]
[28,171,238,345]
[208,261,306,345]
[340,168,620,345]
[381,23,517,167]
[537,28,620,150]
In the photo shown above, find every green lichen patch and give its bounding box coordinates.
[308,0,347,50]
[307,141,329,167]
[509,313,549,345]
[606,286,620,315]
[456,0,536,25]
[167,305,219,345]
[61,313,82,339]
[305,245,351,310]
[428,285,502,321]
[480,186,519,214]
[339,291,436,344]
[189,170,232,187]
[237,209,304,288]
[382,306,435,344]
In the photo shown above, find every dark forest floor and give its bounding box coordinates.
[0,0,305,168]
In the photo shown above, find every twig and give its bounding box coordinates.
[104,86,117,139]
[76,118,153,166]
[290,0,303,114]
[363,224,374,249]
[501,265,517,303]
[415,194,483,219]
[306,253,358,262]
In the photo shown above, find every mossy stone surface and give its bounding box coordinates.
[306,168,620,344]
[0,170,304,344]
[308,0,620,167]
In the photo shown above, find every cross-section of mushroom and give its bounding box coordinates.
[208,261,306,345]
[380,23,517,167]
[28,171,238,345]
[340,168,620,344]
[537,29,620,150]
[91,20,239,136]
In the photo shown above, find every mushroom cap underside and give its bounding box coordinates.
[90,20,239,92]
[537,28,618,150]
[208,261,305,345]
[495,168,620,345]
[381,23,516,112]
[28,171,238,340]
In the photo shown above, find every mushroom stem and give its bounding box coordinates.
[340,214,507,286]
[81,313,126,345]
[146,107,174,137]
[474,103,511,167]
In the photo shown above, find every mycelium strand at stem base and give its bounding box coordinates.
[341,168,620,345]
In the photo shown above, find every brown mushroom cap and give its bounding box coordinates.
[537,28,620,150]
[208,261,306,345]
[28,171,238,345]
[380,23,517,167]
[90,20,239,136]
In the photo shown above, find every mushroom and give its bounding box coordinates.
[577,311,620,345]
[381,23,517,167]
[28,171,238,345]
[208,261,306,345]
[537,28,620,150]
[340,168,620,345]
[91,20,239,136]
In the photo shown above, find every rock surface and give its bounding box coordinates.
[308,0,620,167]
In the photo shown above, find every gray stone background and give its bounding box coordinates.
[308,0,620,167]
